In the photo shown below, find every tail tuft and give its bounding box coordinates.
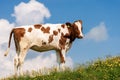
[4,48,10,56]
[4,29,14,57]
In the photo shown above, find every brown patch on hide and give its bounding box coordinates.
[61,24,65,28]
[58,28,61,32]
[59,51,65,63]
[48,35,54,43]
[64,23,76,43]
[13,28,25,42]
[59,33,67,49]
[12,28,26,53]
[34,24,42,29]
[53,30,58,36]
[64,33,70,38]
[73,23,80,37]
[41,27,50,33]
[28,27,32,32]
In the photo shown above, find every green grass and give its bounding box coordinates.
[2,56,120,80]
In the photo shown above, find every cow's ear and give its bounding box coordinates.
[66,22,72,27]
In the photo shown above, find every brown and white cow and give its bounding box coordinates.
[4,20,83,75]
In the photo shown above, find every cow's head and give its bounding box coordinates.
[73,20,84,39]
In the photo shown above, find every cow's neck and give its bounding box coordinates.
[70,26,77,42]
[66,26,76,43]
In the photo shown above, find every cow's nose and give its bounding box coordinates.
[78,35,84,39]
[80,36,83,39]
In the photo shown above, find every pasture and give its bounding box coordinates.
[2,56,120,80]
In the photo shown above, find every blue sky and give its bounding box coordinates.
[0,0,120,62]
[0,0,120,77]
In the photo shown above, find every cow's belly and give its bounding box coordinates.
[30,45,55,52]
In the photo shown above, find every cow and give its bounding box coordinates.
[4,20,84,75]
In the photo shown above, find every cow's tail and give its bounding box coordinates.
[4,29,14,56]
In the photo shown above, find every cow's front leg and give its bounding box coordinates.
[56,50,66,71]
[60,50,66,71]
[56,50,60,71]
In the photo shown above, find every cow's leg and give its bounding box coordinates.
[14,40,20,76]
[60,50,66,71]
[17,41,30,75]
[14,54,19,76]
[18,47,29,75]
[56,50,66,71]
[56,50,61,71]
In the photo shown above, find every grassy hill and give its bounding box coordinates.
[2,56,120,80]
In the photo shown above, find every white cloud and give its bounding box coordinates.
[0,19,14,45]
[0,19,15,78]
[12,0,51,25]
[85,22,108,42]
[23,53,73,72]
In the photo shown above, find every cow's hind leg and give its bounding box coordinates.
[14,39,20,76]
[14,54,19,76]
[14,40,30,75]
[18,46,29,75]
